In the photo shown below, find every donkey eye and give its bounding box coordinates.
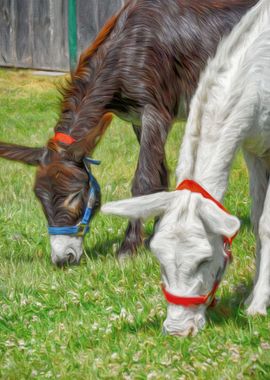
[64,191,82,208]
[197,257,211,269]
[69,191,82,203]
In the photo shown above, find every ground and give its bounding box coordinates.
[0,69,269,379]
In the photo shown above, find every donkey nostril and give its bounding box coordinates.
[66,249,76,264]
[66,248,77,264]
[52,250,77,267]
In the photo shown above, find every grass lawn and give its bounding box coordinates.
[0,69,269,380]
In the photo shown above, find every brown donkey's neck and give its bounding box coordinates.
[51,7,126,154]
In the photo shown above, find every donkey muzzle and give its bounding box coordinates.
[50,235,83,266]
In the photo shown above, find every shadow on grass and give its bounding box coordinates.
[84,236,123,260]
[85,230,154,260]
[118,316,163,335]
[1,251,50,266]
[207,277,254,328]
[239,214,252,230]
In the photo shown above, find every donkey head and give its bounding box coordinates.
[102,190,240,336]
[0,141,100,266]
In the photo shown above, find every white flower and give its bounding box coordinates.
[92,322,99,331]
[111,352,118,360]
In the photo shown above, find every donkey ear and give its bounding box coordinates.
[67,113,113,162]
[102,191,177,220]
[199,198,240,238]
[0,142,46,166]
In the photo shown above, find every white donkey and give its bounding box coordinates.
[102,0,270,336]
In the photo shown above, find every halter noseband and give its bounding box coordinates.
[47,133,100,237]
[162,179,238,308]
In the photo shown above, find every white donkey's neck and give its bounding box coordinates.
[176,0,270,201]
[177,94,242,201]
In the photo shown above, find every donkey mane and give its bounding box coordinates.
[177,0,267,181]
[180,0,258,11]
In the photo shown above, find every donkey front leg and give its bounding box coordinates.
[117,124,143,260]
[244,152,269,307]
[247,177,270,316]
[118,106,172,259]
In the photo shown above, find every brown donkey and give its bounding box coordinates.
[0,0,257,265]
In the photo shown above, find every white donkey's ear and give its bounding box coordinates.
[101,191,177,220]
[199,198,240,237]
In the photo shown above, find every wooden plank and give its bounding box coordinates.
[97,0,123,29]
[0,0,124,71]
[14,0,32,67]
[51,0,69,70]
[77,0,99,56]
[32,0,68,71]
[77,0,124,57]
[32,0,51,69]
[0,0,15,67]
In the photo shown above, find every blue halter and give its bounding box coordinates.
[48,158,101,237]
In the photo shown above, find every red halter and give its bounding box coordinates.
[161,179,238,308]
[52,132,76,145]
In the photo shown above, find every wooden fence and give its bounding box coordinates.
[0,0,124,71]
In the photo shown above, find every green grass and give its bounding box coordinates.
[0,69,269,380]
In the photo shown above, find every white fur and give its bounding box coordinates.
[102,0,270,335]
[102,191,177,220]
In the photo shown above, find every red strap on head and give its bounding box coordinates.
[177,179,228,214]
[177,179,237,244]
[162,281,219,307]
[162,284,208,306]
[52,132,76,145]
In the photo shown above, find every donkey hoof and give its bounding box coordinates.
[247,301,267,316]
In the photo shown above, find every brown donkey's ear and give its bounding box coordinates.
[0,142,46,166]
[67,113,113,162]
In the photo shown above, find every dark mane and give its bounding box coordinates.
[181,0,258,11]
